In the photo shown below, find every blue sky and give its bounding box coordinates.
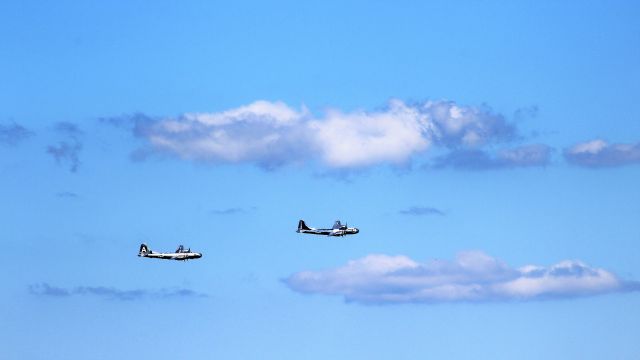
[1,1,640,359]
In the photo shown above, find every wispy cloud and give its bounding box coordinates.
[284,251,638,304]
[0,122,33,146]
[29,283,207,301]
[399,206,445,216]
[99,112,154,129]
[56,191,79,199]
[564,139,640,168]
[513,105,539,121]
[432,144,553,170]
[105,99,546,171]
[46,122,83,172]
[210,207,255,215]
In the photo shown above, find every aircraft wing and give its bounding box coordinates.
[300,229,333,235]
[311,229,341,236]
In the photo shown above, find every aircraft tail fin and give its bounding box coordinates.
[298,220,311,232]
[139,243,149,256]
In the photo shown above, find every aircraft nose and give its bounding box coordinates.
[354,228,359,234]
[196,253,202,258]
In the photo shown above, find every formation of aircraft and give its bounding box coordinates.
[297,219,359,237]
[137,219,360,260]
[138,243,202,261]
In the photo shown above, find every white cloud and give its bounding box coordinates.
[183,100,307,127]
[284,251,635,304]
[135,101,310,168]
[421,100,515,147]
[131,99,522,169]
[308,100,431,167]
[564,139,640,167]
[569,139,608,154]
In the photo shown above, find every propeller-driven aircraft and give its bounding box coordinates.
[296,220,359,237]
[138,244,202,261]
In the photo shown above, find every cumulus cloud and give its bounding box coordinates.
[399,206,445,216]
[29,283,207,301]
[0,122,33,146]
[564,139,640,167]
[46,122,83,172]
[284,251,637,304]
[107,99,538,170]
[423,100,516,147]
[308,100,431,167]
[127,101,310,169]
[433,144,553,170]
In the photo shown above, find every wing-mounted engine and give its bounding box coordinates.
[332,220,343,230]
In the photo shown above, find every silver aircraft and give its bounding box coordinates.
[297,220,359,237]
[138,244,202,261]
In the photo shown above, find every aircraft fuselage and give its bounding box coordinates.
[138,244,202,261]
[296,220,359,237]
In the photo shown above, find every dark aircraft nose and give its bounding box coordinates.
[196,253,202,258]
[354,228,359,234]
